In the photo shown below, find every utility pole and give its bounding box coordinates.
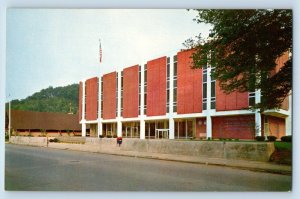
[8,96,11,141]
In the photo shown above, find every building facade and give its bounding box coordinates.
[79,50,292,140]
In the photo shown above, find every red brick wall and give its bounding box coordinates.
[268,116,285,138]
[147,57,167,116]
[177,50,202,114]
[103,72,117,119]
[123,65,139,118]
[212,115,255,139]
[270,51,290,110]
[85,77,98,121]
[79,82,83,121]
[281,97,289,110]
[270,51,289,77]
[216,82,249,111]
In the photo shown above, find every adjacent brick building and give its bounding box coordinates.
[79,49,291,140]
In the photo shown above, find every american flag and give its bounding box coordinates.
[99,39,102,63]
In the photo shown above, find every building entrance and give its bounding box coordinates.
[145,120,169,139]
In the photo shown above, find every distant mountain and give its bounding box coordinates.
[7,84,79,114]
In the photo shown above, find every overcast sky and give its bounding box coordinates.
[6,9,211,100]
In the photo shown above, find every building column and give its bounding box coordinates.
[255,89,262,136]
[169,118,175,139]
[117,121,122,137]
[81,123,86,137]
[140,120,145,139]
[206,67,212,139]
[285,93,292,136]
[98,122,102,137]
[206,116,212,139]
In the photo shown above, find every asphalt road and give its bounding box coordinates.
[5,144,291,191]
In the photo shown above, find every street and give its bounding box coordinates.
[5,144,291,191]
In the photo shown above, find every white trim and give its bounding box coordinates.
[81,123,86,137]
[263,109,289,117]
[255,89,262,136]
[169,118,175,139]
[140,120,145,139]
[102,119,119,123]
[120,117,140,122]
[206,66,212,138]
[85,120,98,124]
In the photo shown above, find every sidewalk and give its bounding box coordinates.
[47,142,292,175]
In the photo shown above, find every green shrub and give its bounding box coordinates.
[255,136,265,141]
[234,138,239,141]
[107,135,112,138]
[113,135,117,138]
[267,136,277,142]
[49,138,58,143]
[99,135,104,138]
[207,137,211,141]
[281,135,292,142]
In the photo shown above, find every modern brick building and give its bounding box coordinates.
[6,110,82,136]
[79,50,291,140]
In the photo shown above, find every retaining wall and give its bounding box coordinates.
[9,136,275,162]
[120,139,274,162]
[10,136,48,147]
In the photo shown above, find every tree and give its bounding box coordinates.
[7,84,79,114]
[185,9,292,111]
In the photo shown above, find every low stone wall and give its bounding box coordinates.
[10,136,48,147]
[120,139,274,162]
[224,142,275,162]
[10,136,275,162]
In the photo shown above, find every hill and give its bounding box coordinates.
[7,84,79,114]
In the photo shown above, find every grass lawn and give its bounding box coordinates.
[270,141,292,165]
[274,141,292,151]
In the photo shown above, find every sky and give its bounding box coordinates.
[6,9,211,101]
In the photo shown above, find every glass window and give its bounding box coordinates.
[174,80,177,88]
[249,97,255,107]
[174,63,177,76]
[203,73,207,83]
[144,71,147,82]
[203,102,207,110]
[211,101,216,109]
[211,68,216,81]
[211,81,216,97]
[173,105,177,112]
[203,83,207,98]
[173,89,177,102]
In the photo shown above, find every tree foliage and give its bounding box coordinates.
[185,9,292,111]
[6,84,79,114]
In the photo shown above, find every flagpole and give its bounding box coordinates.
[98,38,102,138]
